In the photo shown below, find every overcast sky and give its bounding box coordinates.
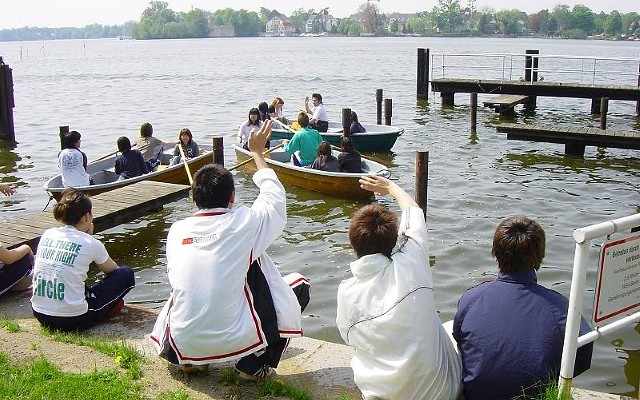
[0,0,636,29]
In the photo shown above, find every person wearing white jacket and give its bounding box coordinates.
[151,121,310,379]
[336,175,462,400]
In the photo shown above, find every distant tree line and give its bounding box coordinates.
[0,0,638,41]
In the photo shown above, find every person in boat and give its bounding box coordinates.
[336,175,462,400]
[258,101,269,123]
[310,141,339,172]
[282,112,323,167]
[30,188,135,332]
[270,97,289,124]
[58,130,91,187]
[169,128,199,167]
[267,105,284,130]
[337,136,362,173]
[0,184,34,295]
[453,215,593,400]
[114,136,149,180]
[135,122,175,170]
[150,120,310,379]
[304,93,328,132]
[349,111,366,134]
[238,107,263,149]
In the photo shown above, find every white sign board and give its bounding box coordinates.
[594,234,640,324]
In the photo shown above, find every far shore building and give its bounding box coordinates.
[266,17,296,36]
[305,10,338,34]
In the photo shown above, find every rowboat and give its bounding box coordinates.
[232,142,389,200]
[44,145,214,201]
[270,122,403,152]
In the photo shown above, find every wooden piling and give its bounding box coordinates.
[415,151,429,217]
[636,62,640,115]
[417,48,430,100]
[600,97,608,130]
[212,136,224,166]
[0,59,15,141]
[384,99,392,126]
[342,108,352,136]
[470,92,477,132]
[376,89,383,125]
[59,126,69,150]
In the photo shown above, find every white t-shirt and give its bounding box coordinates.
[58,148,90,187]
[237,120,263,144]
[31,225,110,317]
[312,102,328,122]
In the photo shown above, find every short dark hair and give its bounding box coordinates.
[62,130,82,149]
[192,164,235,209]
[312,93,322,103]
[492,215,546,273]
[298,112,310,128]
[258,102,268,112]
[317,141,332,157]
[117,136,131,153]
[349,204,398,258]
[53,188,92,226]
[341,136,355,152]
[140,122,153,138]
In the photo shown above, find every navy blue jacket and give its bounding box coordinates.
[453,269,593,400]
[115,149,149,179]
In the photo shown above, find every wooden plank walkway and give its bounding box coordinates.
[483,94,530,115]
[0,181,189,250]
[496,123,640,156]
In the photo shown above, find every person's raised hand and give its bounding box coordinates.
[359,175,393,196]
[248,120,273,154]
[0,183,15,196]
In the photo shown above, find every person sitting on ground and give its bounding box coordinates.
[283,112,323,167]
[114,136,149,180]
[271,97,289,124]
[58,130,91,187]
[238,107,262,149]
[349,111,366,134]
[135,122,175,170]
[0,240,33,296]
[310,141,339,172]
[337,136,362,173]
[30,188,135,332]
[453,215,593,400]
[304,93,328,132]
[151,120,310,379]
[169,128,199,166]
[336,175,462,400]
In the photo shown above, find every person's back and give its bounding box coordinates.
[283,112,323,166]
[337,136,362,173]
[453,216,593,400]
[336,176,461,400]
[59,130,91,187]
[349,111,366,134]
[114,136,149,180]
[310,141,339,172]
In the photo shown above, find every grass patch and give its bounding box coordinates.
[41,328,143,379]
[0,351,144,400]
[157,389,194,400]
[0,318,21,332]
[259,379,311,400]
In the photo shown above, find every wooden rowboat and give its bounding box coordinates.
[270,122,403,152]
[232,142,389,200]
[44,145,214,201]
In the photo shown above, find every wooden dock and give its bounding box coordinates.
[496,123,640,156]
[431,78,640,114]
[483,94,530,115]
[0,181,190,250]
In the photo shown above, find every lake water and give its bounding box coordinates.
[0,36,639,395]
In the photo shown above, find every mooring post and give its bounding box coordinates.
[376,89,383,125]
[565,143,586,157]
[212,136,224,166]
[417,48,429,100]
[415,151,429,218]
[0,58,16,141]
[342,108,352,136]
[600,97,608,130]
[470,92,478,132]
[58,126,69,150]
[384,99,392,126]
[636,61,640,115]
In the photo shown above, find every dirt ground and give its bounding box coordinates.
[0,290,360,400]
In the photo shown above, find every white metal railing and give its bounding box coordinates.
[430,52,640,86]
[558,213,640,399]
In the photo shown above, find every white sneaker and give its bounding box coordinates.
[235,365,277,381]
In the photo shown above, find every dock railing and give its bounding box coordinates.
[558,213,640,399]
[430,52,640,86]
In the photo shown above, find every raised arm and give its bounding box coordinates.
[247,120,273,171]
[359,175,418,210]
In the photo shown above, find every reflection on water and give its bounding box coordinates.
[0,36,639,395]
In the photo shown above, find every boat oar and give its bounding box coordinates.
[272,118,298,134]
[228,143,285,172]
[177,144,194,185]
[93,149,120,162]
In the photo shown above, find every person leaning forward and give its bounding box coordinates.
[453,215,593,400]
[150,120,310,379]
